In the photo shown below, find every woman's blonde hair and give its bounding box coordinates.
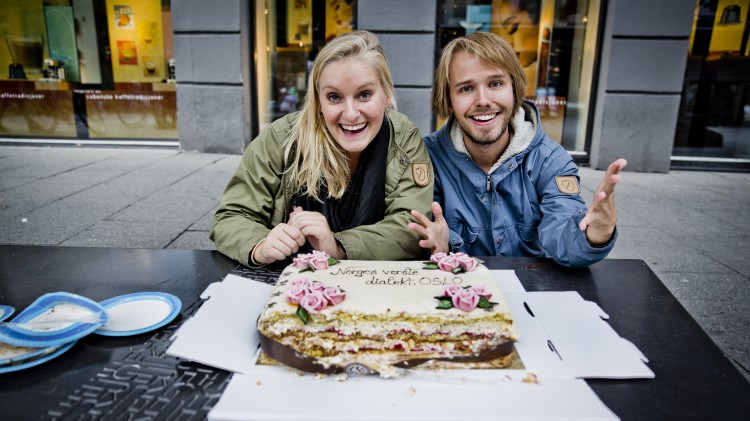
[432,32,526,120]
[285,30,396,201]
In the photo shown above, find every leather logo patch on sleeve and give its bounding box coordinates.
[412,162,430,187]
[555,176,580,194]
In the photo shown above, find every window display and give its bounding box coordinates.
[254,0,353,133]
[0,0,176,140]
[675,0,750,160]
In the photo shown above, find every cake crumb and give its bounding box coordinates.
[335,373,348,382]
[255,379,262,386]
[522,371,540,384]
[315,373,328,380]
[404,386,417,398]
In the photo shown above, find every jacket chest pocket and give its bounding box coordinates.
[516,223,539,243]
[450,221,479,245]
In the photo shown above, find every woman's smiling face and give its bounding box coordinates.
[317,58,390,162]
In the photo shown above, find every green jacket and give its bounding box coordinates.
[210,108,434,266]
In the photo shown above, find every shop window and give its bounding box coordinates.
[438,0,601,154]
[254,0,353,134]
[675,0,750,160]
[0,0,176,141]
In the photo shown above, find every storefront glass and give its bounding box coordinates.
[254,0,353,133]
[674,0,750,160]
[438,0,601,154]
[0,0,176,141]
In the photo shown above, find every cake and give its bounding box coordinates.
[256,251,518,377]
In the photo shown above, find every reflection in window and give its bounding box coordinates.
[0,0,177,140]
[254,0,353,135]
[675,0,750,160]
[438,0,600,154]
[719,4,741,24]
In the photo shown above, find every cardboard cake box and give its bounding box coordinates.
[167,271,653,420]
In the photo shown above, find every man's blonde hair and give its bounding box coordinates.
[286,30,396,201]
[432,32,526,120]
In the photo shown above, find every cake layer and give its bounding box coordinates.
[259,313,514,337]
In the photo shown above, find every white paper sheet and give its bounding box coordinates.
[491,269,526,292]
[166,274,273,373]
[510,291,654,379]
[209,360,618,421]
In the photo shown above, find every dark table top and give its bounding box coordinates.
[0,245,748,420]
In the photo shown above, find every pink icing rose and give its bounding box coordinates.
[293,254,312,269]
[438,255,460,272]
[286,284,310,305]
[443,284,463,297]
[299,290,328,313]
[309,255,330,271]
[308,280,326,291]
[452,288,480,312]
[311,250,329,260]
[293,251,332,270]
[471,285,492,300]
[430,252,448,263]
[457,255,478,272]
[290,278,311,288]
[323,286,346,306]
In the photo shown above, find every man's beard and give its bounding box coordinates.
[458,115,510,147]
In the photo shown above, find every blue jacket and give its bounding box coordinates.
[424,101,615,267]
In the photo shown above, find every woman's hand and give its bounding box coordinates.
[288,207,346,259]
[251,223,306,265]
[408,201,450,254]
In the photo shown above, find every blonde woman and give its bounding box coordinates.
[211,30,433,267]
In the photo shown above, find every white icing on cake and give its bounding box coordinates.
[263,261,513,317]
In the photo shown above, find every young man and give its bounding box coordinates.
[408,32,626,268]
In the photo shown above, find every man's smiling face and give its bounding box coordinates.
[449,51,515,148]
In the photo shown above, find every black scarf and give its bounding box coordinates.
[292,116,389,232]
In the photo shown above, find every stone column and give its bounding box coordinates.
[357,0,437,135]
[172,0,251,153]
[589,0,695,172]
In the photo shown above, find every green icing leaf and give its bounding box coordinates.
[296,305,310,324]
[328,257,340,266]
[423,262,439,270]
[452,267,465,274]
[435,298,453,310]
[478,296,498,311]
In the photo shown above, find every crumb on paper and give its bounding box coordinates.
[255,380,262,386]
[404,386,416,398]
[522,371,540,384]
[503,374,513,382]
[288,368,305,376]
[315,373,328,380]
[335,373,348,382]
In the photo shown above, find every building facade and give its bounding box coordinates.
[1,0,749,172]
